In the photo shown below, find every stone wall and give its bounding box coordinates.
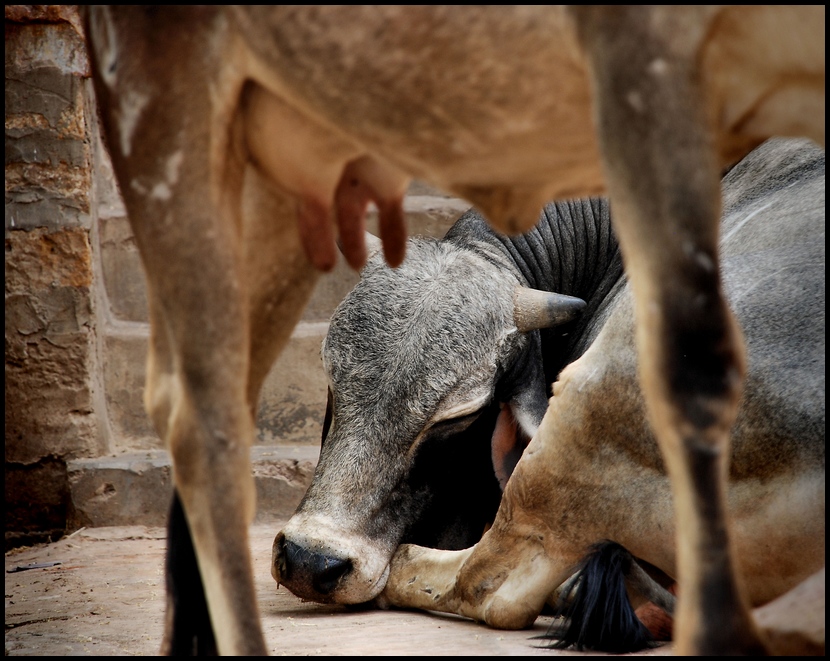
[5,5,104,547]
[5,6,472,547]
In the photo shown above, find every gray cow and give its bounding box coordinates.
[274,138,825,650]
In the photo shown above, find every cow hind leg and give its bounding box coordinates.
[87,15,272,652]
[571,6,766,655]
[152,168,317,656]
[141,240,266,658]
[85,6,330,652]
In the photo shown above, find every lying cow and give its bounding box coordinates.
[84,6,823,654]
[275,137,825,652]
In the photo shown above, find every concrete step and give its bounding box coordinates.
[67,445,319,529]
[101,320,332,452]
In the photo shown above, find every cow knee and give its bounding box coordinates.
[483,597,539,630]
[144,374,181,442]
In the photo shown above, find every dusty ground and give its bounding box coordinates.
[5,522,673,656]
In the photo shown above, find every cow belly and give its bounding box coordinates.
[233,5,607,234]
[623,470,825,608]
[730,469,825,606]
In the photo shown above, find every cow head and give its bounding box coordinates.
[272,233,584,604]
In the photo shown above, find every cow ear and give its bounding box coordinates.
[491,405,523,491]
[492,334,548,489]
[491,401,539,490]
[513,286,586,332]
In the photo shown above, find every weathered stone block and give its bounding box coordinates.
[5,8,98,545]
[4,64,86,137]
[5,228,103,464]
[252,445,319,521]
[5,122,88,168]
[100,321,333,452]
[5,19,91,231]
[5,226,92,289]
[67,452,174,529]
[98,215,149,323]
[65,446,318,528]
[101,329,158,452]
[256,324,330,446]
[3,12,88,77]
[5,159,91,230]
[4,457,69,550]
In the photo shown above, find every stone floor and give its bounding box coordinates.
[5,522,674,657]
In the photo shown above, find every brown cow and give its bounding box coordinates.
[83,6,823,655]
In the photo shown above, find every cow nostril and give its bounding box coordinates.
[281,539,353,596]
[313,555,352,595]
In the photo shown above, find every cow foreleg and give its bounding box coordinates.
[384,528,568,631]
[137,206,266,658]
[380,545,476,614]
[157,168,317,656]
[571,6,766,655]
[383,447,582,633]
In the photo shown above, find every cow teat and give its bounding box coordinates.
[334,156,410,270]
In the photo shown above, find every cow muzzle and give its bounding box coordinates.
[272,532,354,602]
[272,518,393,604]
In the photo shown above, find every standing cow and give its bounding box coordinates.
[83,6,823,654]
[275,138,825,652]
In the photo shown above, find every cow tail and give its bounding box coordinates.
[535,541,661,653]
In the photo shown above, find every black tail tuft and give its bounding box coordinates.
[165,490,218,656]
[536,541,656,654]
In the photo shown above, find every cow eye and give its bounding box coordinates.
[426,411,482,440]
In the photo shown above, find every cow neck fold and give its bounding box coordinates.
[498,198,621,301]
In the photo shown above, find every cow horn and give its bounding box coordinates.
[513,286,586,332]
